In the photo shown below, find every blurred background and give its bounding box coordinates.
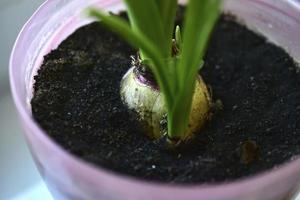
[0,0,52,199]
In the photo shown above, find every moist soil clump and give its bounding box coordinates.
[31,13,300,183]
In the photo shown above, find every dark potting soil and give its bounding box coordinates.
[31,13,300,184]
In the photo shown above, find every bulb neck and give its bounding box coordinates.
[131,55,159,90]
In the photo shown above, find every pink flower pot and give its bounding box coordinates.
[9,0,300,199]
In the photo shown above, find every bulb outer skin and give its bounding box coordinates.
[120,67,212,140]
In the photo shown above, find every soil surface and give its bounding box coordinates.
[31,12,300,183]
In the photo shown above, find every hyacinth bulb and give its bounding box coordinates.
[120,66,212,141]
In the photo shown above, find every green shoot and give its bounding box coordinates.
[88,0,220,141]
[175,25,182,50]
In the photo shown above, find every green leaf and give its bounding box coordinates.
[179,0,220,86]
[88,8,174,105]
[168,63,203,139]
[168,0,220,139]
[124,0,168,58]
[168,74,197,139]
[155,0,178,57]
